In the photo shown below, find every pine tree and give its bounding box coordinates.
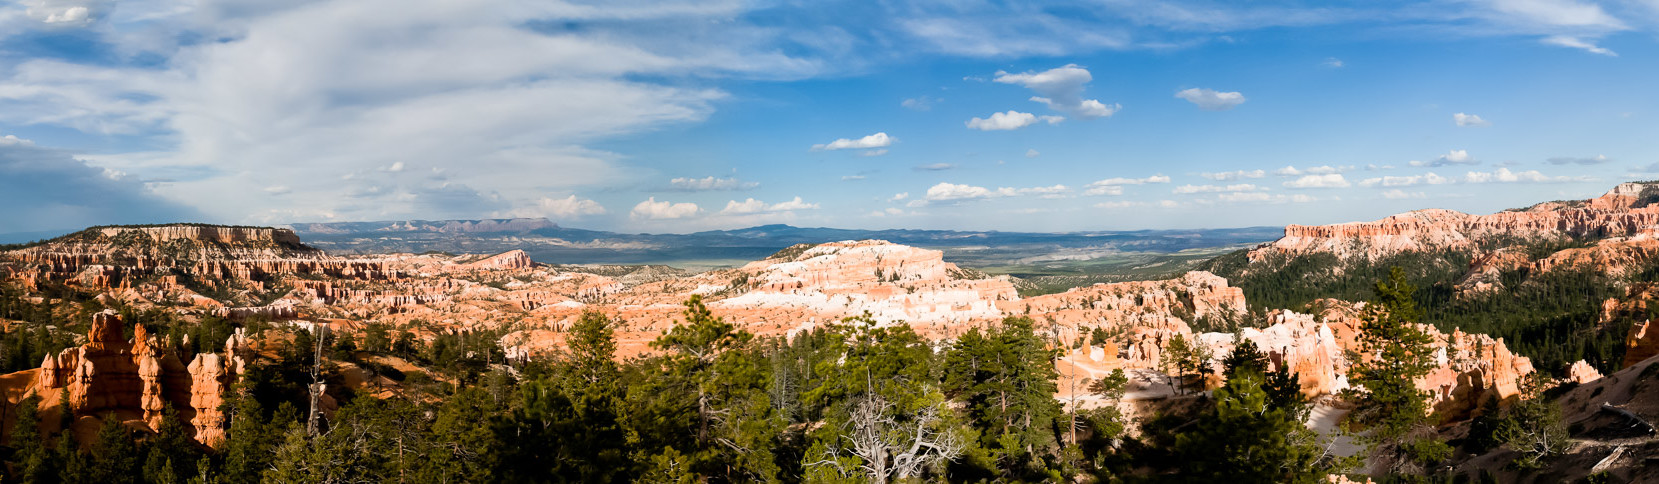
[1344,267,1437,442]
[627,296,783,481]
[941,315,1062,477]
[9,395,52,482]
[1222,338,1270,381]
[1161,334,1193,394]
[1173,374,1325,483]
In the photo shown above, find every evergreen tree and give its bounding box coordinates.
[1344,267,1437,441]
[9,395,53,482]
[1222,338,1270,381]
[501,311,629,482]
[421,388,502,482]
[56,431,90,483]
[1173,374,1326,483]
[1223,338,1306,416]
[89,413,141,484]
[626,296,784,482]
[143,405,201,483]
[222,393,285,483]
[941,315,1062,477]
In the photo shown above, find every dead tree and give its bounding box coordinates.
[308,323,328,436]
[807,391,966,484]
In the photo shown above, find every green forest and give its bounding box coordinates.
[0,288,1367,483]
[0,253,1625,482]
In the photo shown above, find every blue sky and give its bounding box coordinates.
[1,0,1656,234]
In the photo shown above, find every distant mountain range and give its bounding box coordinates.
[280,218,1283,269]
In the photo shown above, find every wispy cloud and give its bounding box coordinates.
[668,176,758,191]
[1453,113,1491,127]
[1175,88,1247,110]
[813,132,894,150]
[1409,150,1477,167]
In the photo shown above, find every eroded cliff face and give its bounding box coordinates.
[1255,182,1659,262]
[0,225,397,306]
[26,310,245,446]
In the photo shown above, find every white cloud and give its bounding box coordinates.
[1016,184,1071,198]
[1082,175,1166,196]
[888,192,909,202]
[1273,165,1352,176]
[1453,112,1491,127]
[966,111,1063,131]
[1461,167,1589,184]
[1546,154,1610,165]
[993,64,1119,119]
[0,0,814,223]
[1382,189,1426,199]
[841,175,866,181]
[1093,200,1145,209]
[916,162,955,171]
[1409,150,1478,167]
[0,135,33,146]
[1322,58,1344,68]
[1217,192,1330,203]
[1175,88,1247,110]
[1361,168,1590,186]
[719,197,818,215]
[1088,175,1172,186]
[630,197,701,220]
[924,182,1017,201]
[1025,149,1040,158]
[1482,0,1624,30]
[1541,35,1617,56]
[1200,169,1266,181]
[1283,173,1351,188]
[813,132,893,150]
[1083,185,1124,196]
[25,0,103,25]
[502,194,607,218]
[919,182,1069,202]
[669,176,758,191]
[860,149,889,157]
[1173,183,1264,194]
[384,162,406,173]
[900,96,939,111]
[1359,173,1456,187]
[1218,192,1273,202]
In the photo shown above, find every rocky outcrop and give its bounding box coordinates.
[33,310,195,433]
[185,328,253,448]
[95,225,305,245]
[1566,360,1603,384]
[0,224,400,294]
[1626,321,1658,369]
[214,303,299,321]
[465,250,535,270]
[1421,328,1535,421]
[1255,183,1659,261]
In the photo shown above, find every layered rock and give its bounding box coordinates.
[0,225,399,295]
[1566,360,1603,384]
[1255,183,1659,261]
[33,310,195,433]
[185,328,253,448]
[1626,321,1658,369]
